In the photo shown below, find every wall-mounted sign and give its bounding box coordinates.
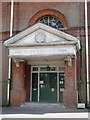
[40,81,44,84]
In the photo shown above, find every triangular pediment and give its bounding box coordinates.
[3,23,80,49]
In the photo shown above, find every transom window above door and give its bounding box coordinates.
[32,66,64,72]
[37,16,64,31]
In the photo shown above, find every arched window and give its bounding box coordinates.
[28,9,68,31]
[37,15,64,31]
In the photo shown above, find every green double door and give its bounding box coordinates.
[40,73,57,102]
[32,73,57,102]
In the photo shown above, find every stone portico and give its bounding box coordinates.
[4,23,80,107]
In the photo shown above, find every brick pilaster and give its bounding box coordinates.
[63,57,78,107]
[10,61,26,106]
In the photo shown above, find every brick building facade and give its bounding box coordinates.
[0,2,90,107]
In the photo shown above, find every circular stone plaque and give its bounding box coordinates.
[35,32,46,43]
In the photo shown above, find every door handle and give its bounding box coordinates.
[34,88,37,90]
[51,88,54,92]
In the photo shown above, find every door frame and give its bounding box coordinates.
[30,66,64,102]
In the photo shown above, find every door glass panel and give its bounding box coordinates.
[59,73,64,102]
[59,73,64,88]
[40,73,50,101]
[32,73,38,101]
[50,73,57,101]
[50,73,57,88]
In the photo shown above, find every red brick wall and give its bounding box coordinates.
[65,28,87,102]
[63,57,77,106]
[0,32,17,41]
[25,63,31,102]
[11,61,26,106]
[64,58,76,89]
[2,2,84,32]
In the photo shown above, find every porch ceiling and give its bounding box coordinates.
[18,55,66,66]
[15,54,67,61]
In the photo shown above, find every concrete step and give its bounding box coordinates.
[21,102,65,108]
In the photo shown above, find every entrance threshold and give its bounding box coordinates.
[22,102,65,108]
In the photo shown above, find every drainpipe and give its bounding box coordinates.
[10,0,14,37]
[85,0,89,107]
[8,0,14,106]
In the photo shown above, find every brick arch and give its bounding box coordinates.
[28,9,68,28]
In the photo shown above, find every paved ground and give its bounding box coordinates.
[0,103,89,120]
[2,102,89,114]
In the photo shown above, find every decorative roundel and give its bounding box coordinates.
[38,16,64,31]
[35,32,46,43]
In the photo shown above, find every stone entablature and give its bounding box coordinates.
[9,46,76,58]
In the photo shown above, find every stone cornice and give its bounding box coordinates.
[7,41,77,47]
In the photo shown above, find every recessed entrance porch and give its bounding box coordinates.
[3,23,80,107]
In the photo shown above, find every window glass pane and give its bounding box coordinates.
[50,73,57,88]
[32,67,38,71]
[40,67,57,71]
[32,73,38,88]
[59,73,64,88]
[40,67,47,71]
[59,67,64,71]
[44,17,48,23]
[50,67,57,71]
[38,15,64,31]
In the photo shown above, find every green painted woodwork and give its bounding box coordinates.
[32,72,65,102]
[39,73,57,102]
[59,73,64,102]
[32,73,38,101]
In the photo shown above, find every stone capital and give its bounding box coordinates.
[13,58,20,67]
[67,56,72,66]
[13,58,25,67]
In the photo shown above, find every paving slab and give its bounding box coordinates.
[2,102,89,114]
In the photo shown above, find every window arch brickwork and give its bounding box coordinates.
[28,9,68,28]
